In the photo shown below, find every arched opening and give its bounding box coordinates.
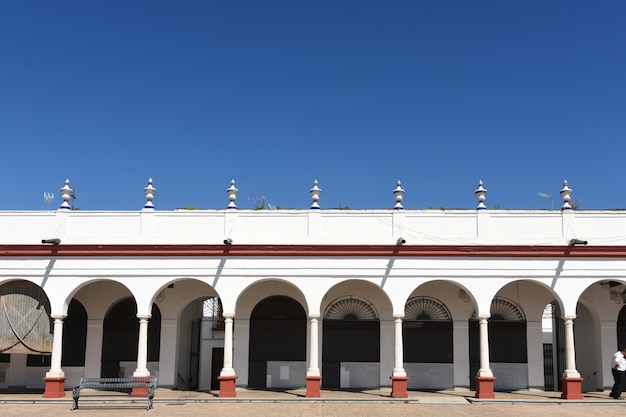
[101,298,161,378]
[322,296,379,389]
[248,295,306,388]
[0,280,54,388]
[403,296,453,389]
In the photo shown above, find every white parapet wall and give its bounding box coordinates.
[0,209,624,245]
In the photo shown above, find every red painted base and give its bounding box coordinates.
[390,376,409,398]
[305,375,322,397]
[475,375,496,399]
[218,375,238,397]
[42,376,66,398]
[130,376,151,397]
[560,376,584,400]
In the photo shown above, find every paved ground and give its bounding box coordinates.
[2,388,626,417]
[4,402,626,417]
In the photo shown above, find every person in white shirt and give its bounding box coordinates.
[610,348,626,399]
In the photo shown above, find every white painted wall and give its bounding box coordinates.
[1,208,626,392]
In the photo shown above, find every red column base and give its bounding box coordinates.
[390,376,410,398]
[560,376,584,400]
[475,375,496,399]
[218,375,238,397]
[305,375,322,397]
[130,375,151,397]
[42,376,66,398]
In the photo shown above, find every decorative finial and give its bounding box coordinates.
[143,178,156,210]
[310,180,322,209]
[560,180,572,210]
[59,179,73,210]
[393,181,405,210]
[475,180,487,210]
[227,179,239,209]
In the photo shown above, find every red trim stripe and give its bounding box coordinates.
[0,244,622,258]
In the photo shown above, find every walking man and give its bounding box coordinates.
[610,347,626,399]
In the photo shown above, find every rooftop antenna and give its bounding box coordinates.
[43,192,54,210]
[70,190,77,210]
[537,192,553,210]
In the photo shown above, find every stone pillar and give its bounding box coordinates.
[132,315,151,396]
[560,315,583,399]
[390,317,409,398]
[43,316,66,398]
[306,316,322,397]
[219,315,238,397]
[133,316,151,377]
[475,315,495,398]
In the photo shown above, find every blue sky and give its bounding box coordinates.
[1,1,625,211]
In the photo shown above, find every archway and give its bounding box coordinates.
[101,297,161,378]
[248,295,306,388]
[403,296,453,389]
[322,296,380,389]
[0,280,54,390]
[151,278,219,390]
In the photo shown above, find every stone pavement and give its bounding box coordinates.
[1,388,626,417]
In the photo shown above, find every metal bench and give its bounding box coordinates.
[71,376,157,411]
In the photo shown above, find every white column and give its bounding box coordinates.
[477,316,493,377]
[220,315,236,376]
[307,316,320,376]
[133,315,151,377]
[45,316,66,378]
[562,315,581,378]
[392,317,406,376]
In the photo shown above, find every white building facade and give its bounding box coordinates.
[1,179,625,399]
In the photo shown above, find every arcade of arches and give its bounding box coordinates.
[1,278,625,399]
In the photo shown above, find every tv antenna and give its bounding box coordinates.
[43,192,54,210]
[70,190,77,210]
[537,192,553,210]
